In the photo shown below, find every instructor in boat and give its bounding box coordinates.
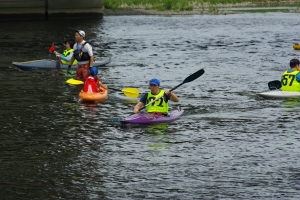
[68,30,94,81]
[133,78,179,115]
[281,58,300,91]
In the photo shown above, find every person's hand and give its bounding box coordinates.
[133,108,140,114]
[165,90,171,95]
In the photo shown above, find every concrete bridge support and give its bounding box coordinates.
[0,0,103,21]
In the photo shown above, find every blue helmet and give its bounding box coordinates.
[89,67,98,75]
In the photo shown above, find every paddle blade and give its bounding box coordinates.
[183,69,205,84]
[66,78,84,85]
[121,88,140,98]
[170,69,205,92]
[268,80,281,90]
[49,43,55,53]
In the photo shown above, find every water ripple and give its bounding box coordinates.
[1,13,300,199]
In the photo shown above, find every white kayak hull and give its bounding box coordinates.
[257,91,300,98]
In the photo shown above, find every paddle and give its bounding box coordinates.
[66,78,84,85]
[268,80,281,90]
[49,43,55,53]
[109,87,140,98]
[138,69,205,112]
[65,78,140,98]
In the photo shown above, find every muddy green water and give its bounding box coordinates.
[1,13,300,199]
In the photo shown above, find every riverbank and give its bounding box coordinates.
[102,8,233,15]
[103,7,300,16]
[103,3,300,16]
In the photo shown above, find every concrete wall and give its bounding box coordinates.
[0,0,103,20]
[48,0,103,19]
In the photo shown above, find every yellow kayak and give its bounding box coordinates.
[293,44,300,50]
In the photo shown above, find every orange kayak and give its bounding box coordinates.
[79,87,108,102]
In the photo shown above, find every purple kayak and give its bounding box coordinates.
[120,109,184,125]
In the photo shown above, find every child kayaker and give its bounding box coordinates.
[53,39,77,69]
[133,78,179,115]
[83,67,107,93]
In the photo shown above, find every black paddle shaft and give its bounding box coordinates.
[109,87,122,92]
[139,69,205,111]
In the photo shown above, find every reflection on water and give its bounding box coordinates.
[282,98,300,107]
[147,123,169,151]
[146,123,168,135]
[1,13,300,199]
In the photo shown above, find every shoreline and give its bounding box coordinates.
[102,5,300,16]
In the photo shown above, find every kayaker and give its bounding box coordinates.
[133,78,179,115]
[68,30,94,81]
[281,58,300,91]
[83,67,107,93]
[53,39,77,69]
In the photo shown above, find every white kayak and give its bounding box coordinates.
[12,56,112,70]
[257,90,300,98]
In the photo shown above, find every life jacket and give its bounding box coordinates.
[73,42,90,61]
[83,76,100,93]
[146,90,168,114]
[281,70,300,92]
[61,49,78,65]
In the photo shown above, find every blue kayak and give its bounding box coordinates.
[12,56,112,70]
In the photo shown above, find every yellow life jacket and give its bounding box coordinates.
[281,70,300,92]
[61,49,77,65]
[146,90,169,114]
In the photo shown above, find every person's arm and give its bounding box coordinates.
[68,44,77,73]
[53,51,61,61]
[59,52,73,62]
[133,94,147,114]
[86,43,94,68]
[134,102,144,114]
[89,55,94,68]
[99,81,107,90]
[165,90,179,102]
[296,73,300,83]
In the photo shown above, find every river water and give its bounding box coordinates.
[1,13,300,199]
